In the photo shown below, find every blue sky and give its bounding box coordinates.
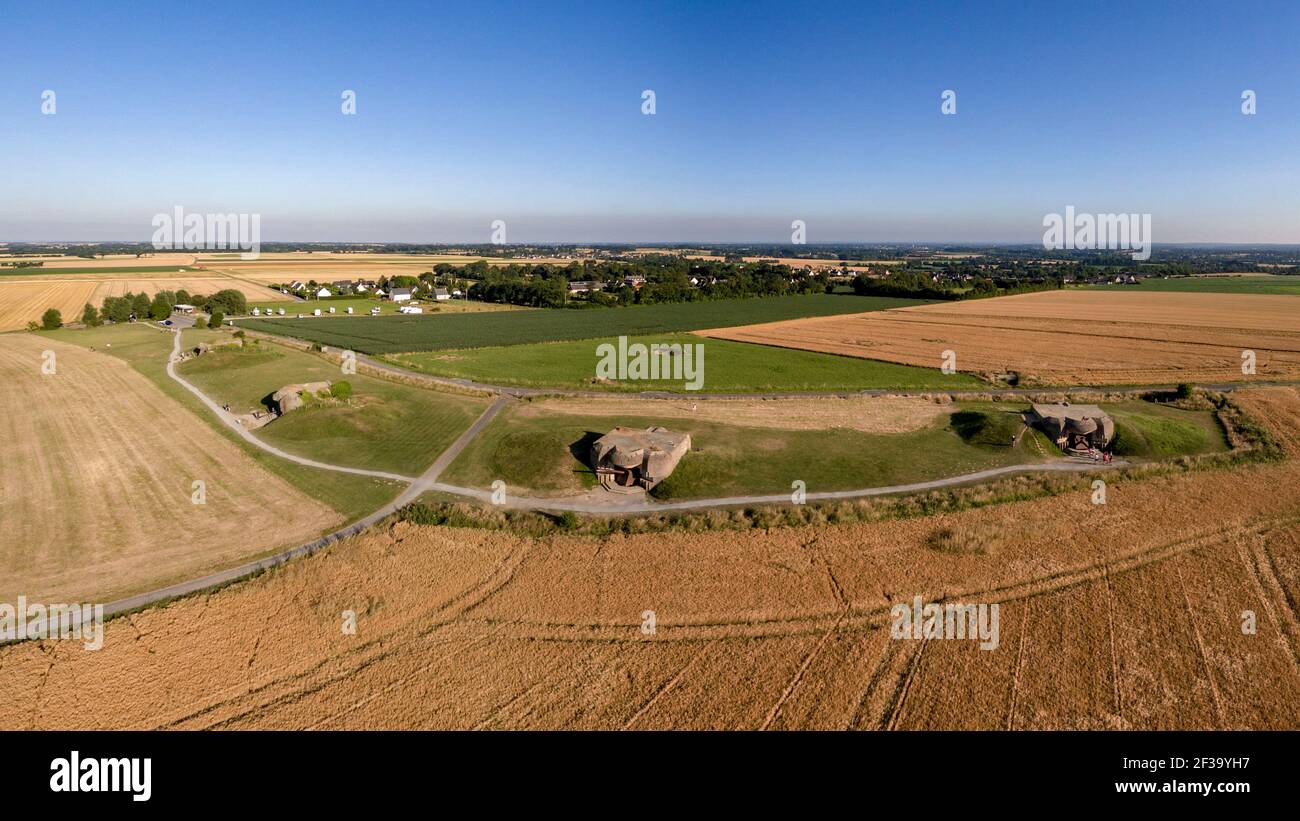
[2,0,1298,243]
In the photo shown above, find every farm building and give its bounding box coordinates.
[590,426,690,493]
[1029,403,1114,453]
[389,287,413,302]
[434,287,450,301]
[172,303,196,315]
[314,287,332,298]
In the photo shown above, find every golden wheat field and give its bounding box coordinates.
[200,252,579,282]
[698,290,1300,385]
[0,334,340,604]
[0,272,290,330]
[2,387,1296,730]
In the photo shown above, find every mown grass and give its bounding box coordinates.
[441,404,1049,500]
[1107,402,1227,458]
[1089,274,1300,296]
[385,333,986,393]
[177,339,489,477]
[235,294,929,354]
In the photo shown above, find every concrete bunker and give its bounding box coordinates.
[590,426,690,493]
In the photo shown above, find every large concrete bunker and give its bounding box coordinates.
[1029,403,1114,453]
[590,426,691,493]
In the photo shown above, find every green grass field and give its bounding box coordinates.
[235,294,929,354]
[1089,274,1300,296]
[1104,401,1228,457]
[441,402,1050,500]
[384,333,986,392]
[245,296,522,317]
[38,323,409,519]
[178,338,489,476]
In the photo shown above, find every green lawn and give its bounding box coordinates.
[177,338,489,477]
[441,402,1050,500]
[1088,275,1300,296]
[38,323,409,519]
[234,294,930,354]
[1102,401,1228,457]
[384,333,986,393]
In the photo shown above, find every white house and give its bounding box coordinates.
[390,287,413,303]
[315,287,332,298]
[434,288,451,301]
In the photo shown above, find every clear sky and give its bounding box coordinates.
[2,0,1298,243]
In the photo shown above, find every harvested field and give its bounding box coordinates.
[3,389,1297,730]
[0,272,290,330]
[698,290,1300,386]
[522,395,951,433]
[0,334,340,604]
[0,253,197,269]
[0,280,99,331]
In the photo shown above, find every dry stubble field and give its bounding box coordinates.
[0,271,291,331]
[0,333,340,603]
[2,385,1296,730]
[698,290,1300,386]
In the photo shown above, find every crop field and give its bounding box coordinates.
[384,333,985,392]
[0,270,291,330]
[699,290,1300,386]
[0,333,340,604]
[41,324,407,521]
[247,296,522,317]
[2,389,1295,730]
[198,251,578,282]
[0,253,197,269]
[1091,274,1300,296]
[178,337,489,477]
[236,294,930,354]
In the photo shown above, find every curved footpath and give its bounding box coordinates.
[86,328,1123,622]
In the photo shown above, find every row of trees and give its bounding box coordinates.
[36,288,250,331]
[850,271,1062,301]
[458,259,833,309]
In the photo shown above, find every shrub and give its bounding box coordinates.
[80,303,101,327]
[208,310,225,327]
[330,381,353,400]
[1175,382,1195,400]
[206,289,247,316]
[193,316,208,329]
[41,308,63,330]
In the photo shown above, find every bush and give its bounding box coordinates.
[80,303,101,327]
[208,310,224,327]
[330,381,353,400]
[41,308,63,330]
[1175,382,1195,400]
[193,316,208,329]
[206,289,247,317]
